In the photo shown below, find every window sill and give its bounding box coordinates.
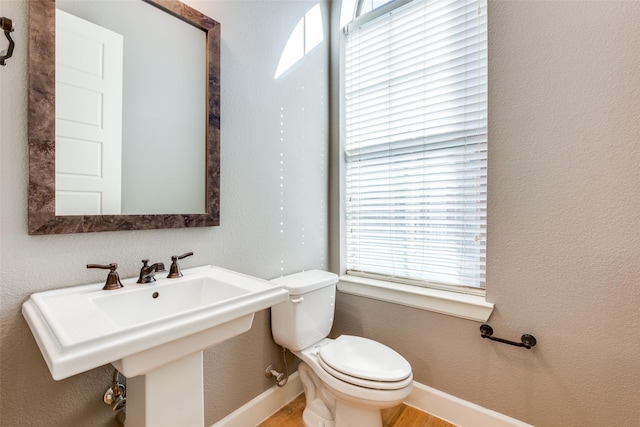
[337,275,494,322]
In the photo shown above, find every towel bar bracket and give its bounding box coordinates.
[480,324,537,349]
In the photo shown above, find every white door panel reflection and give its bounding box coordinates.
[55,9,123,215]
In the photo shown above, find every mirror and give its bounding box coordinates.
[28,0,220,234]
[55,0,206,216]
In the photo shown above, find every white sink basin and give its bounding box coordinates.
[22,265,288,380]
[92,274,250,328]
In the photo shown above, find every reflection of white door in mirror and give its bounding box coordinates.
[55,9,123,215]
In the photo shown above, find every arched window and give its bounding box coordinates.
[356,0,394,17]
[343,0,488,292]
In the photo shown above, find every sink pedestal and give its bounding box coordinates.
[127,352,204,427]
[114,314,256,427]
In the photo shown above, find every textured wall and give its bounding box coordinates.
[3,1,639,426]
[331,1,640,426]
[0,0,328,425]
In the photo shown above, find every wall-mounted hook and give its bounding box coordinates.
[1,17,15,66]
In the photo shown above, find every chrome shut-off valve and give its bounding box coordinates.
[104,369,126,425]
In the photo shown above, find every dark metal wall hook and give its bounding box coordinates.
[480,324,537,349]
[1,17,15,66]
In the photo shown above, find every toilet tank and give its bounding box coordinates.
[270,270,338,351]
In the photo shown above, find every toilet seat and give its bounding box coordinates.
[318,336,412,390]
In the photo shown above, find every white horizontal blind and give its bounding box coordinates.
[345,0,487,290]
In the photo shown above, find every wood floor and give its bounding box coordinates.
[257,393,456,427]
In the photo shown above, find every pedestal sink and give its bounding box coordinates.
[22,265,289,427]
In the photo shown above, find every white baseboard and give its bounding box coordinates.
[211,374,532,427]
[404,382,533,427]
[211,372,303,427]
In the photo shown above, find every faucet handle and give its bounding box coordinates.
[87,263,124,290]
[167,252,194,278]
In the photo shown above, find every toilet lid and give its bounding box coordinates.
[318,356,414,390]
[318,335,411,383]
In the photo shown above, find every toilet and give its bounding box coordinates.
[270,270,413,427]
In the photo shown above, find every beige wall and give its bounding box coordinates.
[2,1,639,427]
[330,1,640,426]
[0,0,328,425]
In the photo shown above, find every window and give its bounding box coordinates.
[344,0,487,294]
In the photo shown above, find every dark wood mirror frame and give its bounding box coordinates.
[28,0,220,234]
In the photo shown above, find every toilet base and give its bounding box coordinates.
[298,361,407,427]
[334,401,383,427]
[302,404,383,427]
[300,394,383,427]
[303,407,335,427]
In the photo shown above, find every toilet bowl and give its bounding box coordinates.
[270,271,413,427]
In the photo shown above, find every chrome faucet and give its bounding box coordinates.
[137,259,165,284]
